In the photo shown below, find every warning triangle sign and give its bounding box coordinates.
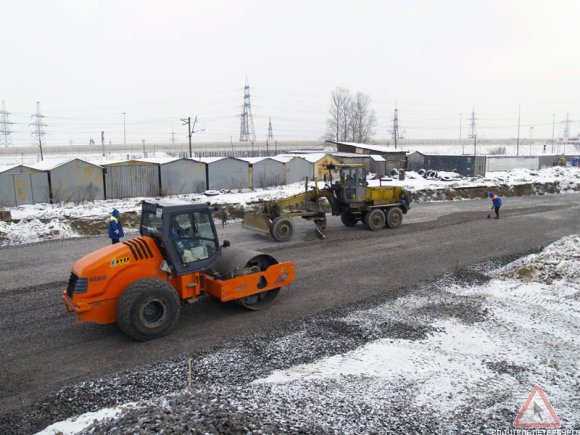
[513,385,561,428]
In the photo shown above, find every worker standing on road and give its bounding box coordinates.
[108,209,124,244]
[489,192,502,219]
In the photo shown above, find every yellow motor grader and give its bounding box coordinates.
[243,164,411,242]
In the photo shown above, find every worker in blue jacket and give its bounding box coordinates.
[489,192,502,219]
[108,209,124,244]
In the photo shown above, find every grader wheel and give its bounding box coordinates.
[340,212,358,227]
[271,217,294,242]
[386,207,403,229]
[364,209,385,231]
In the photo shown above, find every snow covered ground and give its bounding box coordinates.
[36,235,579,433]
[1,166,579,247]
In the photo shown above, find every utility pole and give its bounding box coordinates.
[266,118,273,155]
[170,128,177,144]
[1,101,14,147]
[239,77,256,142]
[459,112,462,149]
[122,112,126,145]
[529,126,534,155]
[551,114,555,153]
[101,131,105,157]
[562,112,571,155]
[516,104,521,156]
[181,115,204,158]
[468,108,477,155]
[31,102,47,161]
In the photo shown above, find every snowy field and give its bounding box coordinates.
[38,234,580,433]
[1,165,579,247]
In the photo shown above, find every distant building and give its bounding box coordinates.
[327,141,407,172]
[408,152,486,177]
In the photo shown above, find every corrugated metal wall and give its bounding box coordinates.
[406,152,424,171]
[284,157,311,184]
[207,158,250,190]
[383,153,408,171]
[0,166,50,206]
[250,159,284,188]
[160,159,206,195]
[473,156,486,176]
[539,155,562,168]
[50,160,105,203]
[369,157,387,177]
[422,155,487,177]
[486,156,539,172]
[0,174,16,206]
[104,162,160,199]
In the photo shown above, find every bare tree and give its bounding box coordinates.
[326,88,352,142]
[326,88,376,143]
[348,91,376,143]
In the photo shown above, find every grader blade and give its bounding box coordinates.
[242,213,272,235]
[314,218,327,239]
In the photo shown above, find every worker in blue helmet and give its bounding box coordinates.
[489,192,502,219]
[108,209,125,244]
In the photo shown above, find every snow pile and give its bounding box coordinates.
[36,235,580,433]
[37,403,138,435]
[498,234,580,284]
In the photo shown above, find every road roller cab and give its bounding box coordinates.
[140,199,222,276]
[63,200,295,341]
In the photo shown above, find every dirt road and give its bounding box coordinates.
[1,193,579,427]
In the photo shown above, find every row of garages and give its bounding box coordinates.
[0,154,346,206]
[3,149,573,207]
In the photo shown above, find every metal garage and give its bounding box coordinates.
[242,157,284,188]
[46,159,105,203]
[102,160,160,199]
[202,157,250,190]
[272,155,311,184]
[152,158,207,195]
[0,164,50,206]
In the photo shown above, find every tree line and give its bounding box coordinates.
[325,87,377,143]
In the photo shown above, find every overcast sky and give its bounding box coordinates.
[1,0,579,147]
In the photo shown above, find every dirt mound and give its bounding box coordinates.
[69,211,141,236]
[412,180,578,202]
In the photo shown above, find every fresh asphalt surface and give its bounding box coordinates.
[1,193,579,418]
